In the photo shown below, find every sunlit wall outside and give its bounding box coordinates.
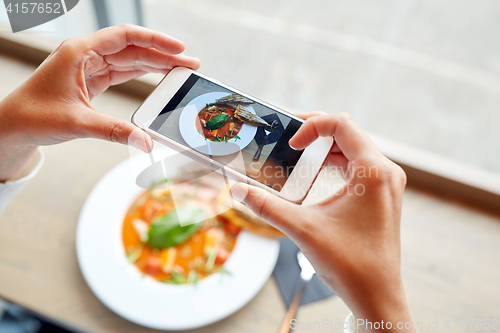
[1,0,499,174]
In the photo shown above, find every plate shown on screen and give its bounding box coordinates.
[76,148,279,330]
[179,92,257,156]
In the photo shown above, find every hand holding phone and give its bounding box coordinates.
[230,113,415,332]
[132,68,333,203]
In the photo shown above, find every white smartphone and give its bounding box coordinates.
[132,67,333,203]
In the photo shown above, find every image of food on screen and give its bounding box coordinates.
[195,94,271,143]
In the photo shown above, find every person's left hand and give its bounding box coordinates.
[0,24,199,181]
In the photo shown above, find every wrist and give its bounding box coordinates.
[342,278,417,332]
[0,95,40,182]
[0,144,39,183]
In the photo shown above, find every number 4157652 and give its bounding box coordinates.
[5,2,62,14]
[444,319,499,330]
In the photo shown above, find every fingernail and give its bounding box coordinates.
[191,57,201,69]
[131,133,153,153]
[230,183,248,203]
[288,141,300,151]
[144,135,154,152]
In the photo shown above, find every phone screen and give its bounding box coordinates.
[149,74,304,191]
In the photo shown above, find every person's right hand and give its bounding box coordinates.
[230,112,416,332]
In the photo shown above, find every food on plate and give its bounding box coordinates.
[216,93,254,106]
[196,103,243,142]
[220,206,284,238]
[216,190,285,238]
[234,105,270,127]
[195,93,270,142]
[176,162,285,238]
[122,181,241,284]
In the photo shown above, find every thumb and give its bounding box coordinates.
[81,112,153,153]
[230,183,303,236]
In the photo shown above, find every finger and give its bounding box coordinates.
[108,70,158,85]
[86,67,171,98]
[289,113,380,162]
[294,111,327,120]
[87,24,185,56]
[230,183,304,237]
[87,67,170,96]
[104,46,200,70]
[79,111,153,153]
[327,152,348,168]
[108,66,169,74]
[331,142,342,154]
[327,153,349,179]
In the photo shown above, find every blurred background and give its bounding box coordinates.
[1,0,499,173]
[1,1,500,332]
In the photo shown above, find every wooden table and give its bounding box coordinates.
[1,57,500,333]
[0,87,352,333]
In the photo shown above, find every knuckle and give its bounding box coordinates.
[254,192,273,221]
[141,49,152,65]
[337,112,353,123]
[109,122,125,144]
[364,159,407,190]
[393,164,407,188]
[57,38,79,56]
[359,158,392,186]
[247,190,279,224]
[118,23,135,30]
[118,23,137,38]
[117,24,136,46]
[378,165,395,183]
[311,111,327,117]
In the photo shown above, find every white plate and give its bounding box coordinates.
[179,92,257,156]
[76,148,279,330]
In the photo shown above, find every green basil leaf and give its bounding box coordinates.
[147,206,205,249]
[205,114,229,130]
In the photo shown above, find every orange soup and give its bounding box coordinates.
[122,184,240,284]
[196,103,243,142]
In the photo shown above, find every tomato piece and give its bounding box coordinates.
[142,200,163,221]
[224,222,240,236]
[144,256,163,275]
[215,247,230,266]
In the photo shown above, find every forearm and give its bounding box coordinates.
[0,93,40,182]
[0,144,39,182]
